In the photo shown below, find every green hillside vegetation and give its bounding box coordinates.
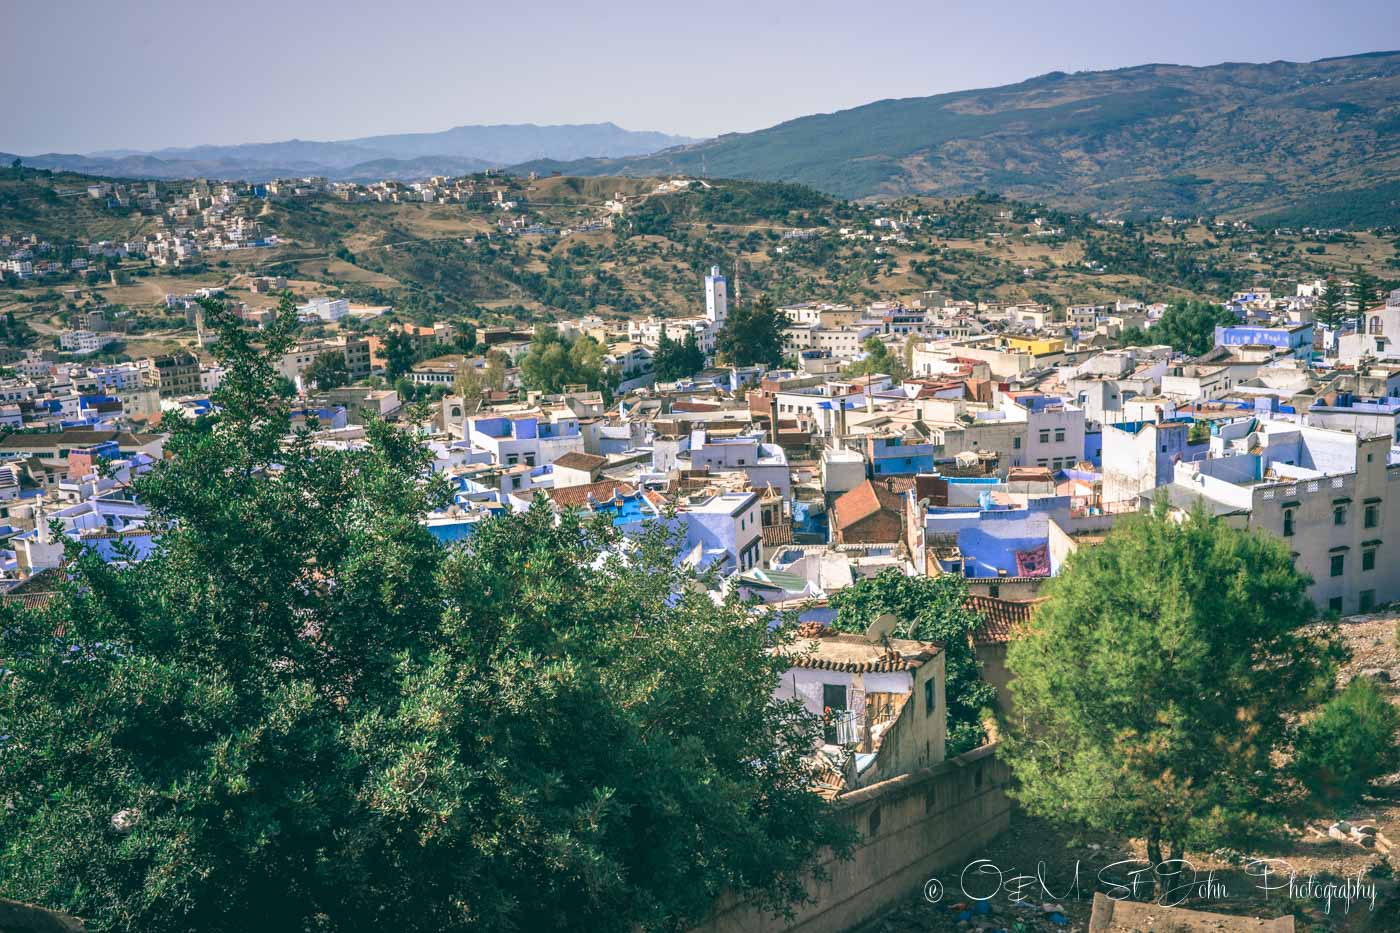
[2,169,1397,358]
[513,53,1400,225]
[1256,180,1400,230]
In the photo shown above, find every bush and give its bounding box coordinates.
[1294,678,1400,806]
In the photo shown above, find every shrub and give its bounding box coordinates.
[1294,678,1400,806]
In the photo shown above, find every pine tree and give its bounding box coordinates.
[1001,503,1343,882]
[1350,266,1379,327]
[714,294,786,368]
[1314,278,1350,340]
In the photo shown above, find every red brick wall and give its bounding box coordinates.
[836,510,904,545]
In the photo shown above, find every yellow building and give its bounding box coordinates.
[1004,336,1065,357]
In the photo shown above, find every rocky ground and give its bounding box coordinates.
[860,613,1400,933]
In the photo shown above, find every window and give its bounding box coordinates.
[1282,509,1296,537]
[868,806,882,836]
[1329,596,1344,615]
[1054,428,1065,443]
[1038,430,1050,444]
[1330,553,1345,577]
[822,683,847,744]
[1363,547,1377,572]
[1361,590,1376,612]
[1013,437,1021,449]
[924,678,935,716]
[511,476,521,490]
[1334,505,1347,526]
[1365,503,1380,529]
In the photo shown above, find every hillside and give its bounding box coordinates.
[3,122,695,184]
[512,52,1400,224]
[3,169,1397,344]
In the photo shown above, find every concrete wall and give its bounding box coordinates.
[691,746,1012,933]
[975,643,1012,712]
[859,654,947,788]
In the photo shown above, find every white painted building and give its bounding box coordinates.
[1338,289,1400,365]
[296,297,350,323]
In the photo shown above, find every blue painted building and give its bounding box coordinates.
[867,434,938,477]
[1214,323,1314,360]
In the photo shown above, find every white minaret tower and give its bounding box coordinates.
[705,266,728,325]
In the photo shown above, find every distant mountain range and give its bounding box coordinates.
[4,122,697,183]
[8,52,1400,223]
[513,52,1400,221]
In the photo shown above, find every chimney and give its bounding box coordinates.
[768,394,780,446]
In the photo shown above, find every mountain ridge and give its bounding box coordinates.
[509,52,1400,222]
[8,122,697,183]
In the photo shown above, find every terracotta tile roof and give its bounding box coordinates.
[552,451,606,472]
[966,595,1041,644]
[778,632,942,673]
[879,476,916,495]
[2,590,58,611]
[545,480,638,509]
[762,522,794,546]
[2,568,64,611]
[831,480,904,531]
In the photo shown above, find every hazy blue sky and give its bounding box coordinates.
[4,0,1398,154]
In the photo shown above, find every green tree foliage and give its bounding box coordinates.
[1293,677,1400,808]
[1314,277,1350,333]
[1120,299,1236,357]
[453,322,478,354]
[827,571,996,756]
[519,326,613,395]
[450,350,509,404]
[382,330,417,380]
[1349,266,1380,325]
[452,358,487,403]
[305,350,350,390]
[714,294,786,368]
[0,294,850,932]
[1002,505,1343,870]
[652,328,706,381]
[844,335,908,381]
